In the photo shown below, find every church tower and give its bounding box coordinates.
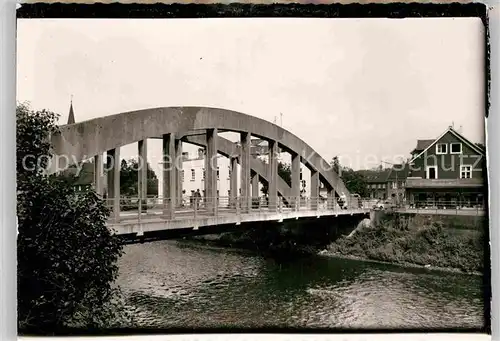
[67,96,75,124]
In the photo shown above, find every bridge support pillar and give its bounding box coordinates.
[175,139,183,208]
[268,139,278,211]
[230,156,238,209]
[240,132,251,213]
[291,152,301,210]
[162,133,176,219]
[205,128,218,215]
[93,153,104,197]
[106,148,120,223]
[311,169,319,210]
[327,187,335,210]
[138,139,148,212]
[251,171,259,208]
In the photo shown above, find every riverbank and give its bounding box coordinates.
[318,251,483,276]
[325,217,485,275]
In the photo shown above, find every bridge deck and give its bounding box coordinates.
[108,206,370,236]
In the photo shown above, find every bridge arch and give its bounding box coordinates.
[50,107,352,219]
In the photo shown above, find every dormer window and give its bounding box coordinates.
[450,143,462,154]
[436,143,447,155]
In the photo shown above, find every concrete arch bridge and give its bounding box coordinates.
[49,107,369,240]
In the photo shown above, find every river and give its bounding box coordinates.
[116,240,486,330]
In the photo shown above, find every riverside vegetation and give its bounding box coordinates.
[326,213,486,274]
[17,103,133,334]
[189,213,486,274]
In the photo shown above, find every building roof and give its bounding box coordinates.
[410,126,485,163]
[387,163,411,181]
[412,139,434,153]
[357,169,392,183]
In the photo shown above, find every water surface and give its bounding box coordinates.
[117,240,485,330]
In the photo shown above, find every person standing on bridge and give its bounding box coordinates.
[195,189,201,210]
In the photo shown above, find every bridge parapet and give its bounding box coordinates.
[105,195,369,224]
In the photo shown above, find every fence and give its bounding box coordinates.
[389,200,485,216]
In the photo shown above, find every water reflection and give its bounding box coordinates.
[116,240,485,330]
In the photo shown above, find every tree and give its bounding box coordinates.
[340,168,369,197]
[330,156,368,197]
[331,156,340,175]
[261,161,291,195]
[16,103,128,332]
[119,158,158,197]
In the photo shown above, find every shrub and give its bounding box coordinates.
[17,103,128,332]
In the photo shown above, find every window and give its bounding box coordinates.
[228,166,232,180]
[300,171,303,181]
[301,180,306,188]
[202,168,205,181]
[191,169,195,181]
[217,167,220,180]
[460,165,472,179]
[450,143,462,154]
[436,143,448,154]
[181,170,185,183]
[426,166,438,179]
[392,182,397,189]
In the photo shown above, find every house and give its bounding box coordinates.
[386,163,411,204]
[358,168,392,200]
[62,161,97,192]
[405,126,486,208]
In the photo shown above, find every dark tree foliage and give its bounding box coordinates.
[261,162,291,195]
[16,103,128,332]
[119,158,158,197]
[340,168,369,197]
[331,156,340,175]
[331,156,368,197]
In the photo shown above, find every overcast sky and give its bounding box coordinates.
[16,18,486,170]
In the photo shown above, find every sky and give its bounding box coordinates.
[16,17,486,171]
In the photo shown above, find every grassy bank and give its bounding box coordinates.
[326,220,485,274]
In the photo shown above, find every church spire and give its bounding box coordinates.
[67,95,75,124]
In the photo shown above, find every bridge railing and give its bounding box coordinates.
[391,200,485,216]
[104,195,369,223]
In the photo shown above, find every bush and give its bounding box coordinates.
[327,217,484,273]
[17,103,128,332]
